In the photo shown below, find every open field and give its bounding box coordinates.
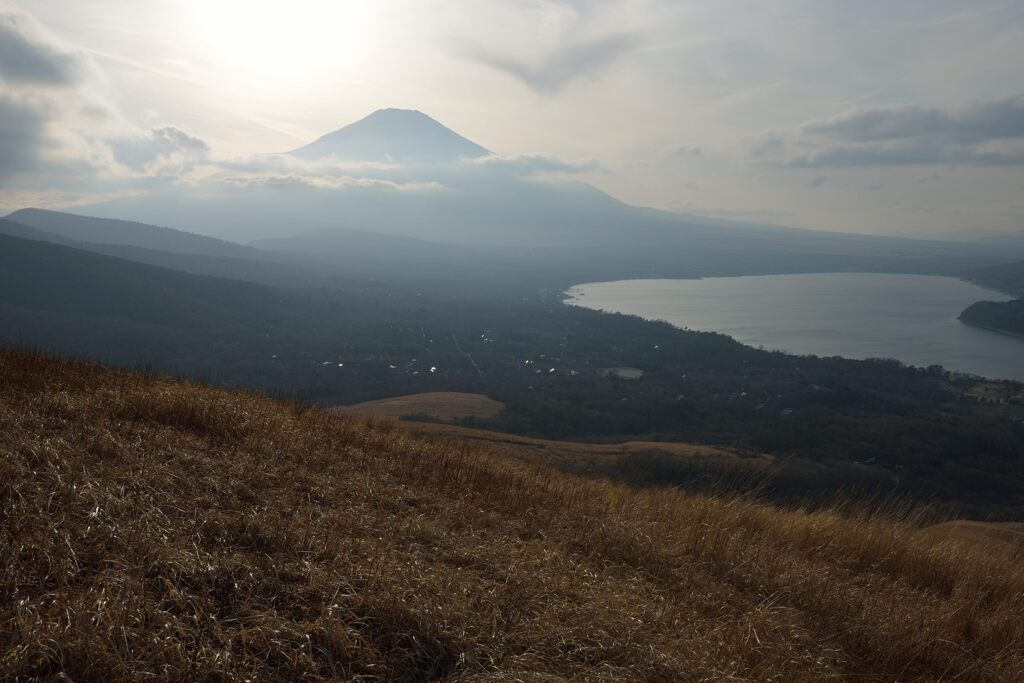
[372,418,757,475]
[335,391,505,421]
[360,420,904,511]
[3,349,1024,681]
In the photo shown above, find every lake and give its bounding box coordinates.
[566,273,1024,382]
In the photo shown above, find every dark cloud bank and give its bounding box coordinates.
[463,31,637,95]
[757,97,1024,167]
[0,5,81,86]
[0,4,211,185]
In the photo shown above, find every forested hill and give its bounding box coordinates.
[0,231,293,323]
[961,299,1024,337]
[965,260,1024,297]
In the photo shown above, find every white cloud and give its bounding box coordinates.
[207,150,596,191]
[468,153,599,174]
[110,126,210,175]
[212,173,446,193]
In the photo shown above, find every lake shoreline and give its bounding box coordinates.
[958,317,1024,340]
[566,273,1024,382]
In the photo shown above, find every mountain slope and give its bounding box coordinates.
[2,349,1023,681]
[6,208,259,258]
[80,172,1017,277]
[250,227,557,296]
[0,217,77,245]
[0,232,343,381]
[966,260,1024,297]
[290,108,490,162]
[73,109,1018,275]
[0,214,370,289]
[0,232,294,325]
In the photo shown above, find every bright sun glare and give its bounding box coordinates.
[188,0,368,74]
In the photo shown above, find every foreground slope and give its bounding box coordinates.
[2,350,1023,681]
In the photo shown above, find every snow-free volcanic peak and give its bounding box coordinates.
[289,108,490,164]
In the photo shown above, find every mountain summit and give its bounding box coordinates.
[289,108,490,163]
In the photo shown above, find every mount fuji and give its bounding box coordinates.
[289,108,489,164]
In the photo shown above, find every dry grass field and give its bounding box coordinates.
[379,419,754,476]
[2,349,1024,681]
[336,392,505,421]
[924,520,1024,559]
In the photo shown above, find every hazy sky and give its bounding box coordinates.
[2,0,1023,238]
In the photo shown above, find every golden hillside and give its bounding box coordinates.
[336,392,505,422]
[2,349,1023,681]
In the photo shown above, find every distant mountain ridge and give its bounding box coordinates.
[0,218,76,246]
[57,107,1024,277]
[6,208,257,258]
[0,231,291,327]
[966,260,1024,297]
[0,212,339,289]
[290,108,490,163]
